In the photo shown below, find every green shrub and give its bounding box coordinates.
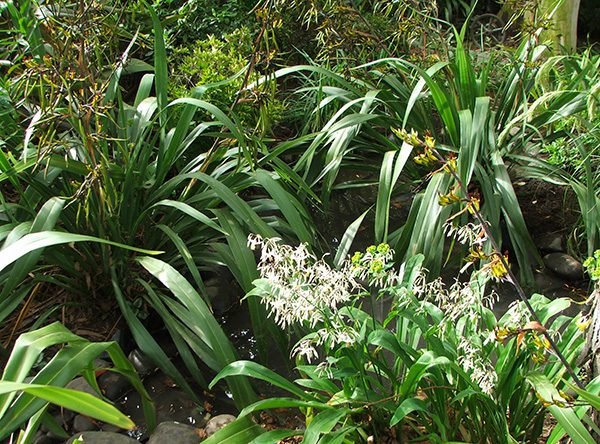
[152,0,258,45]
[169,29,252,107]
[0,2,312,410]
[169,28,284,134]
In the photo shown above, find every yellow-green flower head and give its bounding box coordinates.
[424,135,435,149]
[370,260,383,273]
[377,243,390,253]
[583,250,600,280]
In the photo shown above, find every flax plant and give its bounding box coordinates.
[402,130,597,442]
[0,0,321,409]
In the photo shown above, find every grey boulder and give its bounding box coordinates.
[543,253,584,280]
[64,431,139,444]
[147,421,202,444]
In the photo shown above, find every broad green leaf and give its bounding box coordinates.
[0,323,82,418]
[565,381,600,411]
[303,409,348,444]
[210,361,311,402]
[367,329,415,368]
[400,351,450,396]
[0,383,134,430]
[239,398,333,419]
[295,365,340,394]
[1,343,114,433]
[0,231,162,273]
[390,398,429,426]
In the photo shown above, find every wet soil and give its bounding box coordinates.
[514,178,580,251]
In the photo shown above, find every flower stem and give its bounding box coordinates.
[431,146,585,390]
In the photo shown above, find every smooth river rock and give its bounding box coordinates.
[72,414,96,433]
[147,421,202,444]
[64,431,139,444]
[543,252,584,280]
[537,233,566,253]
[204,414,237,437]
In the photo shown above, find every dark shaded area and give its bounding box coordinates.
[579,0,600,40]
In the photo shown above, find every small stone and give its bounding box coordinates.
[93,358,111,369]
[64,431,139,444]
[100,423,123,434]
[147,421,202,444]
[128,349,155,376]
[543,253,584,281]
[204,414,237,437]
[31,431,53,444]
[538,234,566,253]
[72,414,96,433]
[97,370,132,401]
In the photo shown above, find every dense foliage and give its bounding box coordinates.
[1,0,600,442]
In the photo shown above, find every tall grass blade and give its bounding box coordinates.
[490,151,539,286]
[254,169,313,245]
[137,256,258,409]
[0,231,162,274]
[375,142,413,243]
[333,208,370,268]
[111,269,198,401]
[143,2,167,127]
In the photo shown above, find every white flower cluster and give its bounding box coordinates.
[457,337,497,395]
[436,279,497,327]
[248,234,364,362]
[444,222,488,246]
[412,272,499,395]
[294,323,361,364]
[503,299,531,329]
